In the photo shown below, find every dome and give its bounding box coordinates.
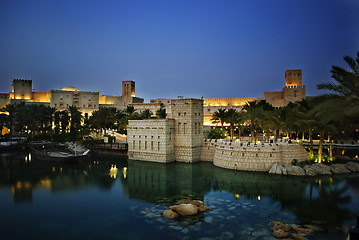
[61,86,79,92]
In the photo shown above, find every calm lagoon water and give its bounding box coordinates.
[1,150,359,240]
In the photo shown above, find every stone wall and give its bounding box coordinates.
[201,140,310,172]
[127,119,176,163]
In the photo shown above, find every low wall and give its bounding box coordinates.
[201,139,310,172]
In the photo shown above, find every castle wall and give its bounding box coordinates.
[32,92,50,103]
[0,93,10,109]
[127,119,176,163]
[283,85,306,104]
[99,95,122,109]
[12,79,32,100]
[201,140,310,172]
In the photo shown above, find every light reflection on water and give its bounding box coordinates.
[0,150,358,240]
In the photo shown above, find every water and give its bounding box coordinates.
[1,150,359,240]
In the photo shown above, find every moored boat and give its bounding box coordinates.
[29,143,90,163]
[0,136,28,152]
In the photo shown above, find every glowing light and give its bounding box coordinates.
[235,194,240,199]
[356,155,358,159]
[123,167,127,179]
[52,166,55,172]
[109,164,118,179]
[257,195,261,201]
[29,153,31,161]
[342,150,345,155]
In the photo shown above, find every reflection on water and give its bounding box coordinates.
[0,150,359,240]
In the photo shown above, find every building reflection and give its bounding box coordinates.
[0,151,356,230]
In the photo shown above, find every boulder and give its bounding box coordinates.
[344,163,357,172]
[170,204,198,216]
[346,162,359,171]
[269,163,287,175]
[303,165,318,176]
[290,233,306,240]
[330,164,352,174]
[163,209,179,219]
[292,226,314,235]
[286,166,306,176]
[176,199,204,206]
[311,163,332,175]
[273,228,289,238]
[198,205,211,212]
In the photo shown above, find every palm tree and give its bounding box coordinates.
[225,109,239,139]
[211,109,227,128]
[89,107,118,134]
[155,108,166,118]
[68,106,83,134]
[124,106,136,116]
[141,109,153,119]
[241,101,265,143]
[59,110,70,134]
[3,104,17,138]
[312,52,359,162]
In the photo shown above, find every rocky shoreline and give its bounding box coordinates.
[268,161,359,176]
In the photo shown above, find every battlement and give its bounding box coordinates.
[13,79,32,83]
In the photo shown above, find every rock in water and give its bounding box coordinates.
[346,162,359,171]
[170,204,199,216]
[311,163,332,175]
[163,209,179,219]
[268,163,287,175]
[198,205,211,212]
[303,165,318,176]
[273,228,288,238]
[286,166,306,176]
[330,164,351,174]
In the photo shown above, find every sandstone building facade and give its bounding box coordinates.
[133,70,306,126]
[0,79,144,117]
[127,98,204,163]
[127,98,309,170]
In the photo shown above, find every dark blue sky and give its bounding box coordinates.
[1,0,358,101]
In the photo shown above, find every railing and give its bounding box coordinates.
[83,140,128,151]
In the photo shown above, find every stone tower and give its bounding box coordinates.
[283,70,305,104]
[12,79,32,100]
[122,80,135,107]
[285,70,302,87]
[171,98,204,163]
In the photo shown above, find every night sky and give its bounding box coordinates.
[1,0,358,101]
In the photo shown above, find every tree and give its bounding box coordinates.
[312,52,359,162]
[225,109,239,139]
[211,109,227,128]
[89,107,118,134]
[59,110,70,134]
[124,106,135,116]
[155,108,166,118]
[141,109,153,119]
[240,101,266,143]
[68,106,83,135]
[2,104,17,138]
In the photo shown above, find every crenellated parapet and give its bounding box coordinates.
[201,139,310,172]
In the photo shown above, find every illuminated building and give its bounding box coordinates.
[0,79,144,118]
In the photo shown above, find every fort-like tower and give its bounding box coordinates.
[171,98,203,162]
[122,80,136,107]
[283,70,305,104]
[11,79,32,100]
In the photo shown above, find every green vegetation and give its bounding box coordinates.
[211,52,359,163]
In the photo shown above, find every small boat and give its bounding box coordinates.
[29,144,90,163]
[0,136,28,152]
